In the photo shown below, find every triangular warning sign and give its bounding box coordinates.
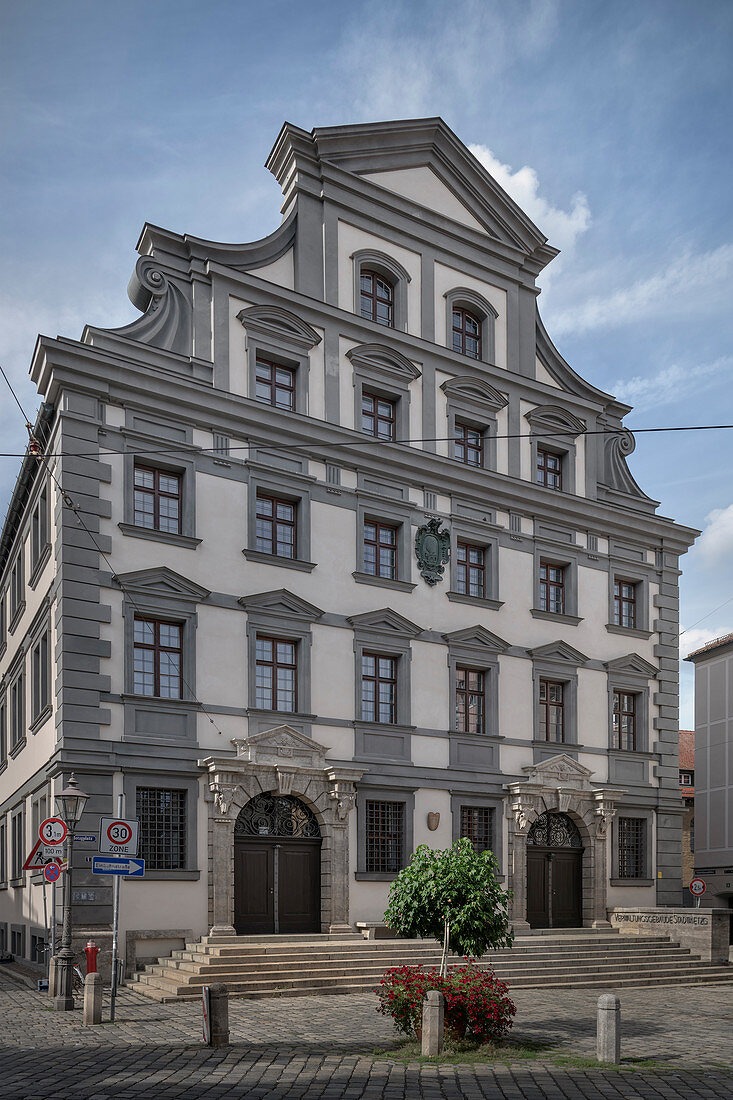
[22,839,64,872]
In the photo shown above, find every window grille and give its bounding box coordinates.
[365,800,404,873]
[136,788,187,870]
[460,806,494,853]
[618,817,646,878]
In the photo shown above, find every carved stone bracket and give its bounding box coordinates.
[212,782,242,818]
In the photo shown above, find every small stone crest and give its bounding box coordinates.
[414,518,450,586]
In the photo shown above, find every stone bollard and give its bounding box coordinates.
[596,993,620,1064]
[83,972,103,1026]
[208,983,230,1048]
[421,990,444,1057]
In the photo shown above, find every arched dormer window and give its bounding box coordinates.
[444,288,498,364]
[352,249,411,332]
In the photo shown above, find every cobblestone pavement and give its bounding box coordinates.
[1,967,732,1098]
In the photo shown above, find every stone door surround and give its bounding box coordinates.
[200,725,363,936]
[507,754,624,929]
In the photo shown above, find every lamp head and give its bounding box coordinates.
[55,774,89,829]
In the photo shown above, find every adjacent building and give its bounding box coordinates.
[678,729,694,895]
[0,118,697,969]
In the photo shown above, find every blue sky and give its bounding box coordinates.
[1,0,732,722]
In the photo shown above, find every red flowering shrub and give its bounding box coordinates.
[375,961,516,1042]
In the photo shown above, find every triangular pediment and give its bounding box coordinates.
[114,566,210,602]
[238,589,323,621]
[524,403,586,438]
[523,753,595,784]
[346,343,421,381]
[237,305,321,349]
[231,724,329,768]
[604,653,658,679]
[347,607,422,638]
[443,625,509,653]
[440,376,508,411]
[528,640,589,666]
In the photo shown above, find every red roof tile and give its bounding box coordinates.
[686,632,733,659]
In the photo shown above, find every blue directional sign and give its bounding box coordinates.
[92,856,145,877]
[74,834,98,844]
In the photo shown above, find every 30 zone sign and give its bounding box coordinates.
[99,817,139,856]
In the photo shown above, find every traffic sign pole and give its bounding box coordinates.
[110,794,123,1023]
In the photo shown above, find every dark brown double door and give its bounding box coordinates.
[234,839,321,934]
[527,848,583,929]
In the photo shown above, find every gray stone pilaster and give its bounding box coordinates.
[653,548,684,906]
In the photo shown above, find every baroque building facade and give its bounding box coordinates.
[0,119,695,966]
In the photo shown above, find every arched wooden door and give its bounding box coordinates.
[526,811,583,929]
[234,793,321,935]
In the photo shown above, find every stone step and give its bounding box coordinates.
[193,929,625,950]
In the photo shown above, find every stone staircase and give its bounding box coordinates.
[130,928,733,1002]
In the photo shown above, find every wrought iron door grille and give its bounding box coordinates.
[526,811,582,848]
[365,800,404,873]
[235,793,321,838]
[137,787,187,869]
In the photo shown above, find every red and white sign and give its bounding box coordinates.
[99,817,139,856]
[44,862,62,883]
[689,878,706,897]
[22,840,67,872]
[39,817,67,846]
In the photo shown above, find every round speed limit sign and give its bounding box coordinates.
[39,817,68,846]
[106,820,133,846]
[689,878,706,897]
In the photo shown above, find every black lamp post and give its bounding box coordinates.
[53,774,88,1011]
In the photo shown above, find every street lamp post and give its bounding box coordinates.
[53,774,88,1011]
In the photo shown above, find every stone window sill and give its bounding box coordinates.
[9,738,26,759]
[29,705,53,735]
[605,623,652,639]
[354,871,399,882]
[352,572,416,593]
[610,878,654,887]
[531,609,583,626]
[118,523,202,550]
[243,549,316,573]
[532,739,584,751]
[124,870,200,881]
[8,602,26,636]
[28,544,52,591]
[9,878,24,888]
[446,591,503,611]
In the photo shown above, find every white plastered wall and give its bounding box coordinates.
[433,261,507,368]
[337,222,421,337]
[362,168,487,233]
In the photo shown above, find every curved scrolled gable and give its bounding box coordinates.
[525,403,586,438]
[236,305,322,350]
[440,375,507,411]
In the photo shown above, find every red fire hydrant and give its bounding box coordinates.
[84,940,99,975]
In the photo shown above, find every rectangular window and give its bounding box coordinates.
[133,466,181,534]
[456,542,486,598]
[255,636,297,712]
[0,819,6,883]
[32,631,50,720]
[361,654,397,724]
[460,806,494,854]
[539,561,565,614]
[10,554,23,619]
[614,578,637,629]
[31,486,48,567]
[363,521,398,580]
[255,359,295,410]
[0,699,6,766]
[255,494,296,559]
[365,800,404,873]
[454,422,483,466]
[539,679,564,742]
[10,675,24,749]
[618,817,646,879]
[133,618,182,698]
[361,393,396,440]
[612,691,637,751]
[11,810,23,879]
[11,928,25,958]
[536,448,562,490]
[680,771,693,786]
[136,788,186,870]
[456,668,485,734]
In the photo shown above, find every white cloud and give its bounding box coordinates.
[694,503,733,563]
[679,625,733,660]
[609,356,732,411]
[550,243,733,336]
[468,144,591,262]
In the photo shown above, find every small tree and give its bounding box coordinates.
[384,838,513,971]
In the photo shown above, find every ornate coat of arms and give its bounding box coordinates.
[414,518,450,586]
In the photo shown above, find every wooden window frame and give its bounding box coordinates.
[539,561,565,615]
[133,617,183,699]
[255,635,298,713]
[536,448,563,490]
[454,421,483,467]
[361,652,397,724]
[255,493,297,559]
[455,667,485,734]
[133,465,182,535]
[361,392,396,440]
[613,578,637,630]
[254,358,296,411]
[363,520,398,580]
[452,307,482,359]
[456,542,486,598]
[612,690,637,751]
[359,270,394,327]
[539,678,565,742]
